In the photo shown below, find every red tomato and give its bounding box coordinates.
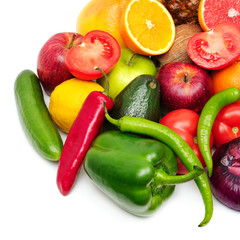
[187,22,240,70]
[65,30,121,80]
[212,102,240,147]
[160,109,213,174]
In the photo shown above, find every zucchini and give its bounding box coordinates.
[14,70,63,161]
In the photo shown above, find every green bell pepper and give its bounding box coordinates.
[84,131,203,217]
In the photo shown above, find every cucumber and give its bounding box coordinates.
[14,70,63,161]
[104,74,160,131]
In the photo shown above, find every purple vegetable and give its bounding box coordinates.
[209,137,240,210]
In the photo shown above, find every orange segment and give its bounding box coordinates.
[120,0,175,56]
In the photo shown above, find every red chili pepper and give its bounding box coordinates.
[57,67,114,196]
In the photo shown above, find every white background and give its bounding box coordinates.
[1,0,239,239]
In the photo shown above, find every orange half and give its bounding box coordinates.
[120,0,175,56]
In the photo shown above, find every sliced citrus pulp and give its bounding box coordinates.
[120,0,175,56]
[198,0,240,31]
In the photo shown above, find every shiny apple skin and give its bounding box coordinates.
[156,62,214,113]
[37,32,83,95]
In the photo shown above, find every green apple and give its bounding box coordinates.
[98,48,157,100]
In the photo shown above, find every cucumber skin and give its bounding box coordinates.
[14,70,63,161]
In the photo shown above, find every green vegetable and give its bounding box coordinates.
[104,105,213,227]
[197,87,240,177]
[84,131,203,217]
[14,70,63,161]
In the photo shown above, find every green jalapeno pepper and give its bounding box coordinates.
[104,104,213,227]
[197,87,240,177]
[84,131,203,218]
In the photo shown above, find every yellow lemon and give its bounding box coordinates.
[49,78,104,133]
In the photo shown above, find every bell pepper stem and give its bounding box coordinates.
[152,165,204,190]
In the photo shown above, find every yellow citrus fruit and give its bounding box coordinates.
[76,0,130,48]
[212,60,240,94]
[49,78,104,133]
[119,0,175,55]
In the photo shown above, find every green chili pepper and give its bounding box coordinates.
[197,87,240,177]
[104,104,213,227]
[84,131,203,218]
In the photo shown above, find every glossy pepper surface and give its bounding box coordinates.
[56,68,114,196]
[84,131,203,217]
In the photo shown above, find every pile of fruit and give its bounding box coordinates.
[14,0,240,227]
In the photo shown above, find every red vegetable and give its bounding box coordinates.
[212,102,240,147]
[160,109,213,174]
[210,137,240,210]
[65,30,121,80]
[56,68,114,196]
[187,22,240,70]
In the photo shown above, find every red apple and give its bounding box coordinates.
[156,62,214,113]
[37,32,83,95]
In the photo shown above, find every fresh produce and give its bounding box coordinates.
[57,68,114,196]
[65,30,121,80]
[16,0,240,226]
[84,131,203,216]
[198,0,240,31]
[209,137,240,210]
[119,0,175,55]
[37,32,83,95]
[104,106,213,227]
[14,70,63,161]
[212,60,240,94]
[156,23,202,67]
[156,62,213,112]
[76,0,129,47]
[49,78,104,133]
[160,109,213,174]
[158,0,200,25]
[212,102,240,147]
[107,74,161,126]
[187,22,240,70]
[197,87,240,177]
[98,48,157,100]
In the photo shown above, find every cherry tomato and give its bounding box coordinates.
[65,30,121,80]
[212,102,240,147]
[187,22,240,70]
[160,109,213,174]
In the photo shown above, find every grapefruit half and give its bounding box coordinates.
[198,0,240,31]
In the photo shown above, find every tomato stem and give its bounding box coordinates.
[232,127,239,134]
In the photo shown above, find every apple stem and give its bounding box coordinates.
[183,73,189,84]
[127,53,137,66]
[67,33,77,49]
[94,67,110,97]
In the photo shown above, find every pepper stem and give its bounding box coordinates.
[152,165,204,189]
[94,67,110,96]
[103,101,119,127]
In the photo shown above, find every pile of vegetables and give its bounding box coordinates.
[14,5,240,227]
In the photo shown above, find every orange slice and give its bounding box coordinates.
[119,0,175,56]
[198,0,240,31]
